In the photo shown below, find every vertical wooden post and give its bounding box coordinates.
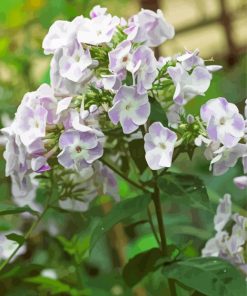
[140,0,160,58]
[219,0,238,66]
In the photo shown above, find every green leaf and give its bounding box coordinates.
[0,205,40,216]
[123,248,162,287]
[128,139,147,174]
[6,233,25,244]
[163,257,247,296]
[158,173,212,212]
[149,98,168,126]
[24,276,71,295]
[90,194,151,251]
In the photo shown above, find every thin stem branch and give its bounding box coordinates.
[0,206,49,271]
[152,171,168,255]
[101,158,150,194]
[0,173,55,272]
[147,207,160,246]
[151,171,177,296]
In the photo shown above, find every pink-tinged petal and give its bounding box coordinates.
[145,149,162,170]
[79,132,98,149]
[108,101,121,124]
[86,142,103,163]
[57,97,73,114]
[59,130,76,149]
[214,194,232,232]
[120,116,138,134]
[159,151,172,168]
[132,102,150,125]
[57,148,74,168]
[234,176,247,190]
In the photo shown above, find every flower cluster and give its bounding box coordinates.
[202,194,247,276]
[2,4,246,214]
[195,98,247,189]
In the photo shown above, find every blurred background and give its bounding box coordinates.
[0,0,246,295]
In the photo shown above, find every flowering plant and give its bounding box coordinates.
[1,5,246,295]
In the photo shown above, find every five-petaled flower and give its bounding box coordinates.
[144,122,177,170]
[108,86,150,134]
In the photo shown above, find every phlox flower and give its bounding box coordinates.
[202,194,247,275]
[77,13,120,45]
[58,41,93,83]
[210,144,247,176]
[42,16,85,55]
[201,97,245,148]
[108,40,132,80]
[57,130,103,171]
[144,122,177,170]
[125,9,174,47]
[108,86,150,134]
[131,45,158,94]
[167,63,212,105]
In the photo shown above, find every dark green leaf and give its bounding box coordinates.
[158,173,212,212]
[90,194,151,251]
[163,257,247,296]
[123,248,162,287]
[129,139,147,174]
[149,98,168,126]
[6,233,25,244]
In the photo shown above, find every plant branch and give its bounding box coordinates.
[0,205,49,272]
[0,173,55,272]
[151,171,177,296]
[101,158,150,194]
[147,207,160,246]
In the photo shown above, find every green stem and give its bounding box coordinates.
[152,171,177,296]
[147,207,160,246]
[0,173,55,272]
[101,158,150,194]
[0,206,49,271]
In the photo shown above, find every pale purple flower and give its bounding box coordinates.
[168,63,212,105]
[202,194,247,275]
[144,122,177,170]
[201,97,245,148]
[125,9,174,47]
[166,104,185,127]
[177,49,222,72]
[234,176,247,190]
[50,48,93,97]
[77,14,120,45]
[214,194,232,232]
[90,5,107,18]
[57,130,103,171]
[14,105,47,147]
[202,231,229,257]
[131,45,158,94]
[108,86,150,134]
[42,16,85,55]
[93,162,119,201]
[101,74,121,91]
[210,144,247,176]
[108,40,132,80]
[58,41,93,83]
